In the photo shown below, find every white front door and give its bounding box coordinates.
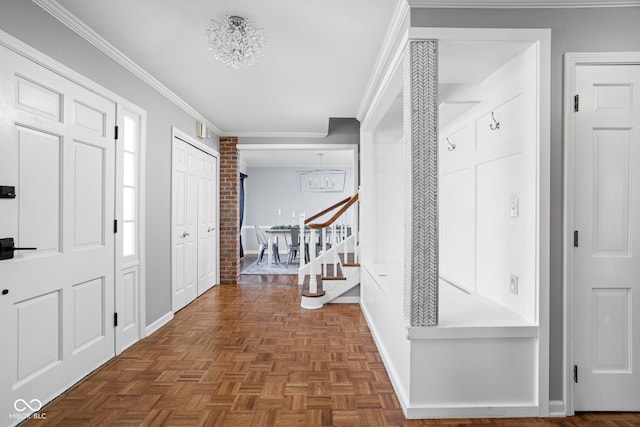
[0,47,116,421]
[574,63,640,410]
[197,152,217,295]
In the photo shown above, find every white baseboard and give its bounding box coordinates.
[549,400,566,417]
[145,311,174,336]
[406,405,539,419]
[330,296,360,304]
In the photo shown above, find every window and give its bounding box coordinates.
[122,111,139,259]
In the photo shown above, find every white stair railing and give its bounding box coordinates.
[299,192,359,290]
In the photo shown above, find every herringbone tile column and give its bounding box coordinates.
[403,40,439,327]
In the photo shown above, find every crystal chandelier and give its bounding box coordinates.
[206,15,267,70]
[298,154,346,193]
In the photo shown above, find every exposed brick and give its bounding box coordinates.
[218,137,240,284]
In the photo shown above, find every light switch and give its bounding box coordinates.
[510,196,519,218]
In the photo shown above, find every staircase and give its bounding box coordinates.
[298,193,360,309]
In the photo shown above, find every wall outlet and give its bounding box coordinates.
[510,274,519,295]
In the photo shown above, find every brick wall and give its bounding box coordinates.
[219,137,239,284]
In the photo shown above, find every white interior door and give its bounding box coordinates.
[172,136,218,311]
[574,64,640,411]
[0,47,116,420]
[172,138,197,312]
[197,153,217,295]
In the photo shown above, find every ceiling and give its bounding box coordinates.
[52,0,398,136]
[39,1,627,167]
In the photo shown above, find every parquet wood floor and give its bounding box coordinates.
[22,270,640,426]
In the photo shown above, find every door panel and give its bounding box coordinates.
[592,129,630,256]
[73,278,106,352]
[173,142,187,311]
[15,291,61,384]
[198,153,217,295]
[17,126,61,254]
[74,141,105,248]
[574,64,640,411]
[0,46,116,423]
[186,149,198,302]
[15,75,62,121]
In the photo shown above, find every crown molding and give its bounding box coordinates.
[407,0,640,7]
[32,0,223,136]
[227,131,328,139]
[237,143,357,151]
[356,0,410,122]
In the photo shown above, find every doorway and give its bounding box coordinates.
[565,53,640,412]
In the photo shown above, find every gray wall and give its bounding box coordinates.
[0,0,218,326]
[243,166,354,252]
[410,6,640,401]
[240,117,360,145]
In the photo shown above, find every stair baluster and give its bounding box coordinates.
[332,224,338,277]
[298,213,306,285]
[321,226,327,278]
[309,227,318,294]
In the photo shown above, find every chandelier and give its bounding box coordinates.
[206,15,267,70]
[298,154,346,193]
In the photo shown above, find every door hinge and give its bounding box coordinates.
[114,219,118,233]
[114,125,119,140]
[114,312,118,327]
[574,365,578,383]
[573,230,579,247]
[574,94,579,112]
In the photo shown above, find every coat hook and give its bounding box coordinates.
[446,138,456,152]
[490,111,500,130]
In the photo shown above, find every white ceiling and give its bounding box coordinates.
[53,0,398,135]
[41,1,626,167]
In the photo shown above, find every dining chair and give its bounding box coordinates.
[255,226,279,264]
[286,227,301,266]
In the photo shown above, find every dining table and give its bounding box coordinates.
[264,228,293,266]
[264,226,350,265]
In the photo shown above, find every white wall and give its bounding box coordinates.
[363,94,406,266]
[242,166,354,252]
[440,45,538,323]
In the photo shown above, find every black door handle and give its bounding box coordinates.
[0,238,37,260]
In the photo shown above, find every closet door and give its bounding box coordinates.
[197,153,217,295]
[172,139,198,312]
[172,136,218,312]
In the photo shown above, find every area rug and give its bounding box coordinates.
[240,258,300,275]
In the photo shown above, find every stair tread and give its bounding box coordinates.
[338,252,360,267]
[321,263,346,280]
[301,275,325,297]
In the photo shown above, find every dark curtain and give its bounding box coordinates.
[239,173,247,258]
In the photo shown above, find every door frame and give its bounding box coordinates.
[563,51,640,415]
[170,127,220,312]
